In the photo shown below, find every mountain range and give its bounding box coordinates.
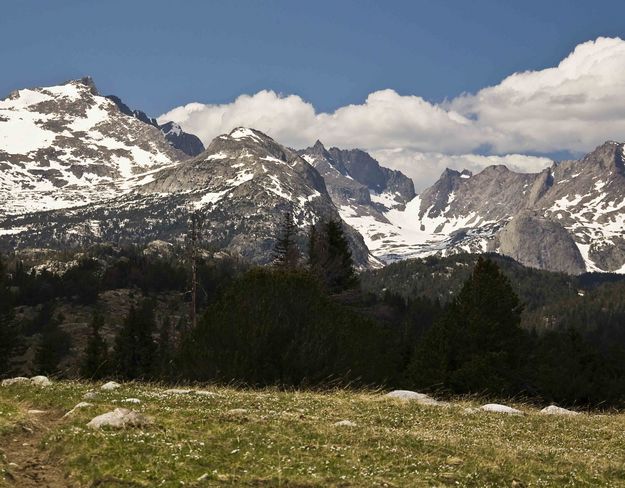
[1,78,624,274]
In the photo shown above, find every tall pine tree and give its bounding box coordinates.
[80,310,110,379]
[156,316,175,379]
[409,257,528,395]
[34,303,71,376]
[308,220,358,293]
[0,257,14,376]
[113,300,157,380]
[273,211,300,269]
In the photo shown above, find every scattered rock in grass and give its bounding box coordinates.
[83,391,98,400]
[164,388,194,395]
[122,398,141,404]
[197,473,210,481]
[30,375,52,387]
[27,409,46,415]
[540,405,580,416]
[100,381,121,391]
[1,377,30,386]
[161,388,218,397]
[194,390,218,397]
[385,390,449,406]
[64,402,94,418]
[225,408,250,421]
[480,403,523,415]
[87,408,152,429]
[334,420,357,427]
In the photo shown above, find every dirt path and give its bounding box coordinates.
[3,409,73,487]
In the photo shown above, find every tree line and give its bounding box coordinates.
[2,216,625,407]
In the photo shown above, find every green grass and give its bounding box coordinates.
[1,381,625,486]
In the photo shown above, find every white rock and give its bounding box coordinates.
[64,402,94,418]
[100,381,121,391]
[164,388,193,395]
[540,405,580,416]
[194,390,218,397]
[27,409,47,415]
[30,375,52,386]
[384,390,448,406]
[87,408,152,429]
[334,420,357,427]
[197,473,209,482]
[122,398,141,404]
[1,377,30,386]
[480,403,523,415]
[83,391,98,400]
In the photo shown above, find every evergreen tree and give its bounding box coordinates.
[0,257,14,376]
[156,317,175,379]
[409,257,528,395]
[34,303,72,375]
[113,300,157,380]
[80,310,110,379]
[273,211,300,269]
[178,268,391,386]
[308,220,358,293]
[307,223,319,266]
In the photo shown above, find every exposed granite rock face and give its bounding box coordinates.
[498,211,586,275]
[298,141,418,265]
[409,141,625,273]
[158,121,204,157]
[106,96,205,157]
[526,168,554,208]
[105,94,158,126]
[325,146,416,204]
[419,165,535,223]
[589,236,625,272]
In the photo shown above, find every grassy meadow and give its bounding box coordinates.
[0,381,624,487]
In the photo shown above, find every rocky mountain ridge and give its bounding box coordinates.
[341,141,625,274]
[0,126,373,266]
[106,95,204,156]
[1,78,625,273]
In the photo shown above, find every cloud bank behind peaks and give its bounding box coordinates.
[158,37,625,190]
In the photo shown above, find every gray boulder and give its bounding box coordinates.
[498,211,586,274]
[87,408,152,429]
[384,390,448,406]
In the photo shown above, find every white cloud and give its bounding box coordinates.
[370,149,552,192]
[158,37,625,189]
[450,37,625,153]
[158,89,486,153]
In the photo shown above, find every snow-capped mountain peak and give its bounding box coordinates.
[0,77,187,216]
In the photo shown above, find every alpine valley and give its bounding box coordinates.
[2,78,625,274]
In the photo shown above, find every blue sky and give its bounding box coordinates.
[2,0,624,115]
[3,1,625,188]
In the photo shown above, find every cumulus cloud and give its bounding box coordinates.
[158,37,625,189]
[370,149,553,192]
[158,89,486,153]
[450,37,625,153]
